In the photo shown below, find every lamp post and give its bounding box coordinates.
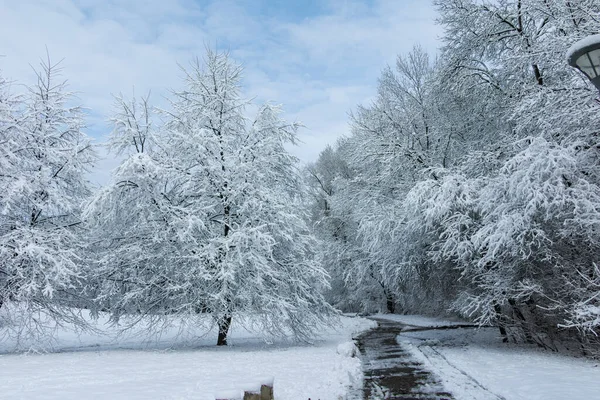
[567,34,600,91]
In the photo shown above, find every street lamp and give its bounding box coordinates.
[567,34,600,91]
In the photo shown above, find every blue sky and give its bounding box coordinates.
[0,0,441,184]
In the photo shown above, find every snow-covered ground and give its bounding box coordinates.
[0,313,376,400]
[392,314,600,400]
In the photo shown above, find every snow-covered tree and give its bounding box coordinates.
[310,0,600,354]
[435,0,600,146]
[86,50,334,345]
[335,46,450,314]
[0,58,95,340]
[305,143,374,312]
[426,0,600,347]
[107,92,156,155]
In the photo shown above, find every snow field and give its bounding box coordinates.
[0,315,376,400]
[3,345,349,400]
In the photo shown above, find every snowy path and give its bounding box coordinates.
[350,317,454,399]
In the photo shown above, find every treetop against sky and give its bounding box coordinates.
[0,0,440,185]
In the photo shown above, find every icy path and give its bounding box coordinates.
[350,317,453,399]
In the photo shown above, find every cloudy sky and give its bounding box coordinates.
[0,0,441,185]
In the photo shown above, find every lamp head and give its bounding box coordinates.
[567,34,600,90]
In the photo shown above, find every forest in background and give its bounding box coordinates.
[2,0,600,355]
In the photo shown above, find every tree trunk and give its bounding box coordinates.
[385,291,396,314]
[508,298,534,344]
[497,324,509,343]
[494,304,509,343]
[532,64,543,86]
[217,315,232,346]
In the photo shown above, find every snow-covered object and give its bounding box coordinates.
[257,376,275,387]
[217,378,274,397]
[336,341,359,357]
[566,34,600,64]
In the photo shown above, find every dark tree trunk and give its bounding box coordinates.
[508,298,534,344]
[385,291,396,314]
[494,304,509,343]
[532,64,543,86]
[498,325,509,343]
[217,315,232,346]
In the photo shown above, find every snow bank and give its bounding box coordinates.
[397,323,600,400]
[336,341,359,357]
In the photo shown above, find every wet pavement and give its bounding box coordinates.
[349,318,454,400]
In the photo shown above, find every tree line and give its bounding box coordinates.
[3,0,600,356]
[0,50,334,347]
[306,0,600,355]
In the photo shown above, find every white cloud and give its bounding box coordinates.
[0,0,441,183]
